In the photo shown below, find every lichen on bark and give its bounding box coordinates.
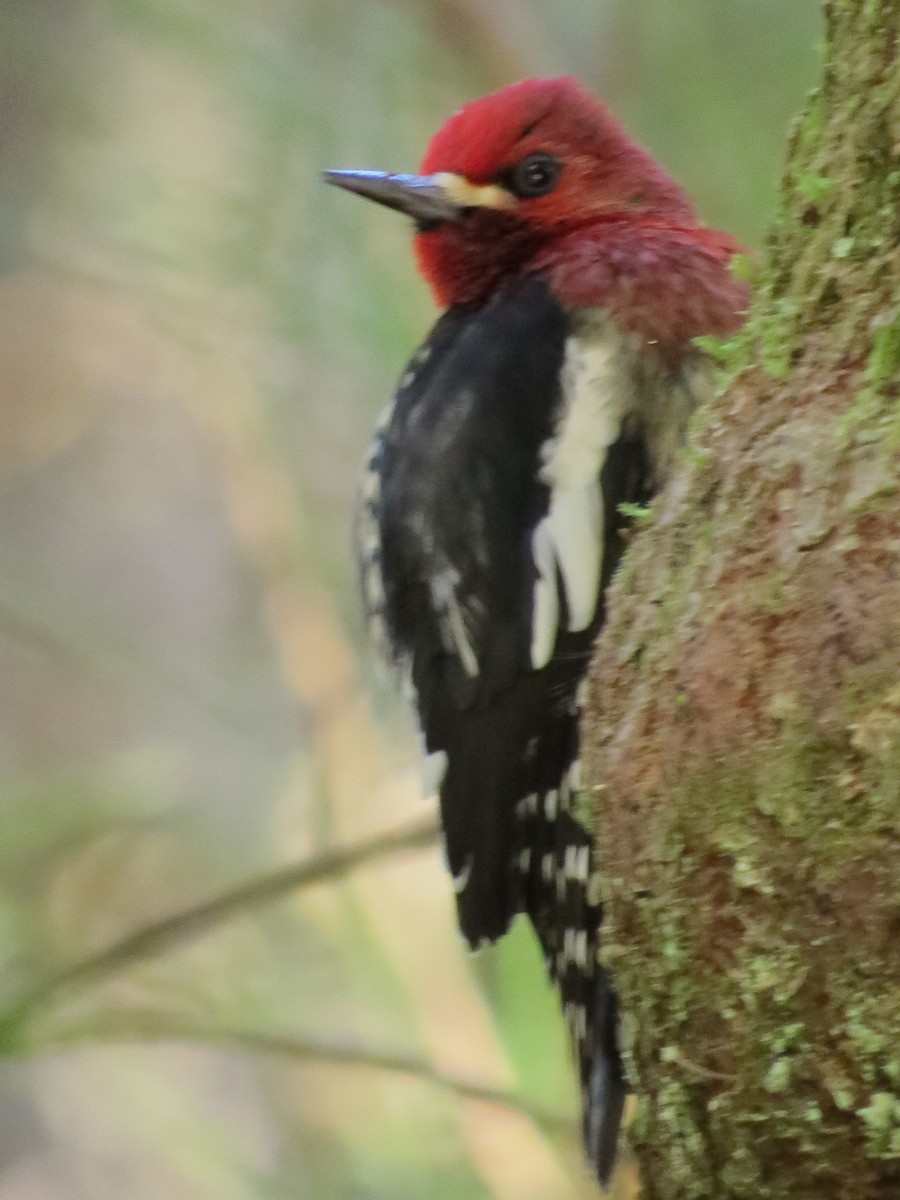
[583,3,900,1197]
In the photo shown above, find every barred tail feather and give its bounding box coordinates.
[514,709,626,1188]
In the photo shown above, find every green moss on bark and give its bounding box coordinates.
[584,3,900,1197]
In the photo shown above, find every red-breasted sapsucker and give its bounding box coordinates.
[326,76,747,1187]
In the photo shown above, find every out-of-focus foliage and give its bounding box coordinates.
[0,2,819,1197]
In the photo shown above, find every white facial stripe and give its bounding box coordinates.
[433,172,516,211]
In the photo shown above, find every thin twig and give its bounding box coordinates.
[25,1011,576,1135]
[0,815,438,1039]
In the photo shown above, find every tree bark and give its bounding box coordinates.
[584,3,900,1198]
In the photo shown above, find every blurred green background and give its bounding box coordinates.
[0,2,820,1197]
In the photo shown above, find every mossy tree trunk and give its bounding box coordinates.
[584,3,900,1197]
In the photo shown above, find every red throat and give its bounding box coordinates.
[414,211,542,309]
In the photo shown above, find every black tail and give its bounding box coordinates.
[515,711,627,1189]
[581,965,627,1188]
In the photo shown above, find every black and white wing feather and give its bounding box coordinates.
[360,276,652,939]
[357,273,698,1186]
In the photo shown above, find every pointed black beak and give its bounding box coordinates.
[322,169,465,224]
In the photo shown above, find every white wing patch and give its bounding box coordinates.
[357,408,393,663]
[422,748,448,797]
[544,335,628,491]
[530,321,636,668]
[430,564,479,677]
[452,857,473,894]
[544,483,604,631]
[530,516,560,669]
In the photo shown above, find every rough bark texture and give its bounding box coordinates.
[583,3,900,1198]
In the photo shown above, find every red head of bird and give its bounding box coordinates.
[326,76,747,347]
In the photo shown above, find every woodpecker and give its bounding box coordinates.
[326,77,747,1187]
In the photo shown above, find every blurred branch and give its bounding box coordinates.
[33,1009,577,1136]
[0,814,438,1043]
[0,595,293,762]
[396,0,547,82]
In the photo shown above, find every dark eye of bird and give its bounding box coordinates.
[507,152,561,199]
